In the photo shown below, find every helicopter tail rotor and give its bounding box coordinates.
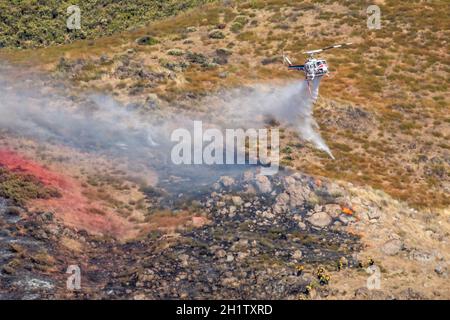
[282,52,293,66]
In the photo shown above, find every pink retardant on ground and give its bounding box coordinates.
[0,149,71,189]
[0,149,135,239]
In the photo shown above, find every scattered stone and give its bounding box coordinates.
[367,207,381,220]
[292,250,303,260]
[381,239,403,256]
[231,196,243,206]
[215,249,226,259]
[434,264,448,277]
[338,214,355,225]
[218,71,229,78]
[213,48,232,65]
[323,204,341,218]
[307,212,332,228]
[255,175,272,193]
[409,250,433,263]
[219,176,235,188]
[179,254,189,267]
[243,171,254,182]
[262,211,274,219]
[273,192,289,214]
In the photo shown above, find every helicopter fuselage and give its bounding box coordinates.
[304,58,328,81]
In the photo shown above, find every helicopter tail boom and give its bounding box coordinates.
[288,65,305,71]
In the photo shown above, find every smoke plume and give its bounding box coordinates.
[0,65,333,180]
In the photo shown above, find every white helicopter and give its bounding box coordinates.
[283,43,352,96]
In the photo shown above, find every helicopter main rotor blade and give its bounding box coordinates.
[303,42,352,55]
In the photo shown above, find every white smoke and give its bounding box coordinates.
[0,65,334,171]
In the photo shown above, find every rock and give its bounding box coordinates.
[213,48,232,65]
[243,171,254,182]
[231,196,243,206]
[5,206,22,216]
[273,192,289,214]
[409,250,433,263]
[215,249,226,259]
[398,288,425,300]
[307,212,332,228]
[367,207,381,219]
[22,278,54,291]
[434,264,448,277]
[99,54,111,64]
[237,252,248,260]
[338,214,355,225]
[255,175,272,193]
[354,287,388,299]
[219,176,235,188]
[292,250,303,260]
[282,176,310,207]
[179,254,189,267]
[381,239,403,256]
[222,277,239,288]
[353,287,368,299]
[226,254,234,262]
[218,71,229,78]
[323,204,341,218]
[298,222,307,230]
[2,265,15,275]
[216,201,225,208]
[262,211,274,219]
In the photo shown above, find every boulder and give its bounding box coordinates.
[307,212,332,228]
[367,207,381,220]
[292,250,303,260]
[231,196,243,206]
[381,239,403,256]
[255,175,272,193]
[219,176,235,188]
[273,192,290,214]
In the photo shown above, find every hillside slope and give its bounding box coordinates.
[0,0,212,48]
[0,0,448,300]
[2,0,447,208]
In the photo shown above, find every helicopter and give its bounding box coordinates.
[283,43,352,97]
